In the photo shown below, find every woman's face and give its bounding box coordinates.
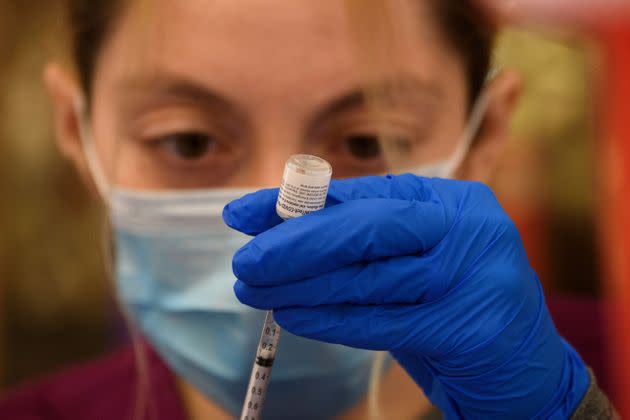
[47,0,519,192]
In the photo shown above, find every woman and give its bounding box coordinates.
[0,0,615,418]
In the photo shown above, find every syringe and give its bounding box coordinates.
[239,154,333,420]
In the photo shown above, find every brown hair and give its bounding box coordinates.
[68,0,495,103]
[433,1,496,104]
[68,0,124,96]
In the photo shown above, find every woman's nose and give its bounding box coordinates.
[249,159,287,188]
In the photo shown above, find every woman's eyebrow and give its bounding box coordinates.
[308,76,443,128]
[116,75,247,119]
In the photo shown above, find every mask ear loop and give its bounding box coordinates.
[438,88,491,179]
[438,68,502,179]
[74,96,112,205]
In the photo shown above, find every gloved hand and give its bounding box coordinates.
[223,174,589,419]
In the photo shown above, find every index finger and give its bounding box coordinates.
[232,197,448,287]
[223,174,431,236]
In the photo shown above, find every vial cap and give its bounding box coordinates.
[285,154,333,178]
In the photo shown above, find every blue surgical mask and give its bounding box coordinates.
[111,189,375,419]
[412,160,450,178]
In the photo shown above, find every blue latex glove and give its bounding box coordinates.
[223,174,590,419]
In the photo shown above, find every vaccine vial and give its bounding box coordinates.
[276,154,333,220]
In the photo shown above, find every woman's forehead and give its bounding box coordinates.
[93,0,462,115]
[105,0,356,72]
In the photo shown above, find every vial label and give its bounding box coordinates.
[276,170,330,219]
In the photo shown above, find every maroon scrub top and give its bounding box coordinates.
[0,296,609,420]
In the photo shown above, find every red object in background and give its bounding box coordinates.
[477,0,630,414]
[597,22,630,415]
[503,205,550,290]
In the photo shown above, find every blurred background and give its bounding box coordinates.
[0,1,598,390]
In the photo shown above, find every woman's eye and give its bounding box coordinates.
[344,135,382,160]
[160,133,216,160]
